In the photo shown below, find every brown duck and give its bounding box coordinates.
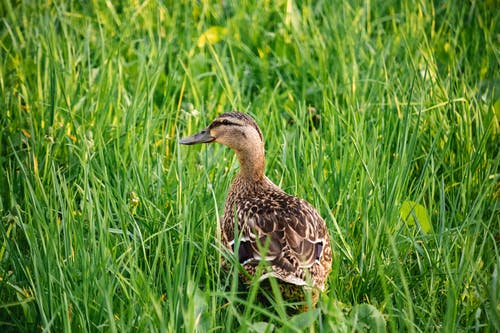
[180,111,332,305]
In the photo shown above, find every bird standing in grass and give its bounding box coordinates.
[180,111,332,306]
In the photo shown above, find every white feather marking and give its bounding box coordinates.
[253,254,276,261]
[258,272,308,286]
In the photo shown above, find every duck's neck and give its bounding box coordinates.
[234,145,265,180]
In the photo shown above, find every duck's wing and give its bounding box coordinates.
[233,193,330,286]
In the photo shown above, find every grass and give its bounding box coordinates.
[0,0,498,331]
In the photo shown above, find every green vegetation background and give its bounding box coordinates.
[1,0,498,332]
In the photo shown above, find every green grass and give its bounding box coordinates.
[1,0,499,331]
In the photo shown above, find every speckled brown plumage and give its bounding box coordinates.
[180,111,332,306]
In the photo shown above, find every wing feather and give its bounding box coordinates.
[225,190,327,283]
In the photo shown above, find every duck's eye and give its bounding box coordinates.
[216,119,231,126]
[210,120,229,129]
[210,119,240,129]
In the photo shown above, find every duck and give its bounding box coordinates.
[180,111,332,306]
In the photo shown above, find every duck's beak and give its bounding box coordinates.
[179,128,215,145]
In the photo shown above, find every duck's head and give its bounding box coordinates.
[180,111,263,151]
[180,111,265,177]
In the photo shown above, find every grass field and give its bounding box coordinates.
[1,0,499,331]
